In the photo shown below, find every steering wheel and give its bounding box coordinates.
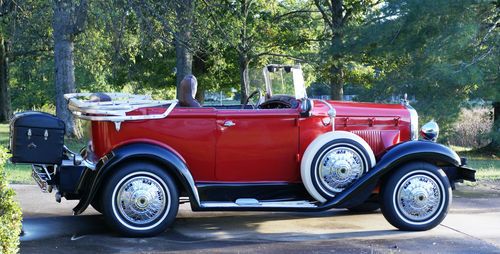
[242,89,261,109]
[258,95,299,109]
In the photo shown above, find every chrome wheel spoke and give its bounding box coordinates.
[116,175,167,225]
[318,147,365,193]
[397,174,441,221]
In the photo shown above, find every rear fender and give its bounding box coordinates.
[72,143,200,215]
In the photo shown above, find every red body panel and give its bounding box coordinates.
[91,100,411,183]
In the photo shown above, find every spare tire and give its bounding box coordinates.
[301,131,376,203]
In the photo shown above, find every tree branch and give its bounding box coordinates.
[314,0,333,30]
[254,52,307,62]
[273,9,319,21]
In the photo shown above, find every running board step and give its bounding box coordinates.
[201,199,318,208]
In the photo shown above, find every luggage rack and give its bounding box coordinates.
[64,93,178,131]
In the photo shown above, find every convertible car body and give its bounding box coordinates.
[9,64,475,236]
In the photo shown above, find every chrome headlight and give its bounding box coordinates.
[406,104,419,140]
[420,121,439,142]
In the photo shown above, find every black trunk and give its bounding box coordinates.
[0,36,11,122]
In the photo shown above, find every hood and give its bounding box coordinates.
[326,100,409,118]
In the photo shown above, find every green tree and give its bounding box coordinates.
[313,0,382,100]
[0,0,14,122]
[201,0,316,103]
[354,0,498,143]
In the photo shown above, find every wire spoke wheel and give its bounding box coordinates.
[396,174,441,222]
[116,175,167,225]
[103,162,179,237]
[380,162,451,231]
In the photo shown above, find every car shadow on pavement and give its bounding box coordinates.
[20,209,407,253]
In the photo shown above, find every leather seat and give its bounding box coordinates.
[178,75,201,107]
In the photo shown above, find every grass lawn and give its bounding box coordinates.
[1,123,499,184]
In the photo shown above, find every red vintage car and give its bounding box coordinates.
[9,64,475,236]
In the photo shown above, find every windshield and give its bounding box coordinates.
[263,64,307,99]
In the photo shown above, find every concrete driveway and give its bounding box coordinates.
[14,182,500,254]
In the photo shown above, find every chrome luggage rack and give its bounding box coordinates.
[32,164,54,193]
[64,93,178,131]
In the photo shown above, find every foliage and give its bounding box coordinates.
[352,0,498,140]
[0,0,497,145]
[0,146,22,254]
[449,107,493,148]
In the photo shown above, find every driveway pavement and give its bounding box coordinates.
[13,182,500,254]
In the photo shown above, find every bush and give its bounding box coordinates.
[0,146,22,254]
[448,107,493,149]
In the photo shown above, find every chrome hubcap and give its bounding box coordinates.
[318,147,365,193]
[116,176,166,225]
[397,174,441,221]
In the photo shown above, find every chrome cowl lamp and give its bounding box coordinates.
[420,120,439,142]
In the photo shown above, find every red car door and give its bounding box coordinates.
[215,108,300,182]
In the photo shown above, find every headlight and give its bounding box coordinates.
[420,121,439,142]
[406,104,419,140]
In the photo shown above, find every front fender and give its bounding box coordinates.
[330,141,474,208]
[72,143,200,215]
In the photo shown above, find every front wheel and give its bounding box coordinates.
[380,162,451,231]
[102,162,179,237]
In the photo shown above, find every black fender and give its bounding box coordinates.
[327,140,475,209]
[72,143,200,215]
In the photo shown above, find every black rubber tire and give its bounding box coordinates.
[310,138,372,199]
[380,162,451,231]
[102,162,179,237]
[347,201,380,213]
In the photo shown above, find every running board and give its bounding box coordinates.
[200,198,318,209]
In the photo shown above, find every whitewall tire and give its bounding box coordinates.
[301,131,376,203]
[380,162,451,231]
[102,162,179,236]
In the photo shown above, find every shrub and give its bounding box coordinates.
[448,107,493,149]
[0,146,22,254]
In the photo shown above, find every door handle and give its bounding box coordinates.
[223,120,236,127]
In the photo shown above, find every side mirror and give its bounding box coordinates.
[300,99,313,117]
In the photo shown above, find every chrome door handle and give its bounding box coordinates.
[223,120,236,127]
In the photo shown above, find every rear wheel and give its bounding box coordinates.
[380,162,451,231]
[102,162,179,237]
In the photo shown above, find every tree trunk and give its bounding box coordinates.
[195,87,205,104]
[239,54,250,104]
[53,0,87,137]
[490,101,500,150]
[54,38,78,136]
[316,0,345,101]
[0,36,11,122]
[175,0,194,99]
[330,65,344,100]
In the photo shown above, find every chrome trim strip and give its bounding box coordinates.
[404,103,419,140]
[201,200,318,208]
[315,99,336,131]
